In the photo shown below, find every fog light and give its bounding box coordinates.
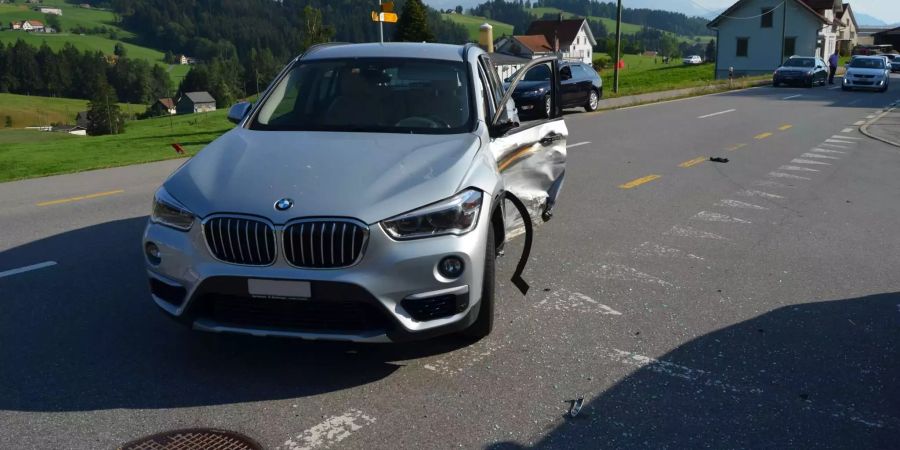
[145,242,161,265]
[438,256,464,279]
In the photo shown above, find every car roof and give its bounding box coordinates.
[301,43,469,62]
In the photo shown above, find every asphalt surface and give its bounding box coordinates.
[1,75,899,449]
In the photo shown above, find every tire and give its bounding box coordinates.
[585,88,600,112]
[543,95,552,118]
[461,224,495,340]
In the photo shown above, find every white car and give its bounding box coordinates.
[843,56,890,92]
[683,55,702,65]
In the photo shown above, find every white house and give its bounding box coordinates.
[495,18,596,65]
[708,0,842,79]
[835,3,858,54]
[20,20,45,32]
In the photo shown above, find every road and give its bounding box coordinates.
[2,77,899,449]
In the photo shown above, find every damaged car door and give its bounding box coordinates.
[479,55,568,234]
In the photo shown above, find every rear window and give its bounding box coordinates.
[784,58,815,68]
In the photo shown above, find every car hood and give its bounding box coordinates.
[846,67,887,76]
[164,128,482,224]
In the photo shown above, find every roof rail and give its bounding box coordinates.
[299,42,350,60]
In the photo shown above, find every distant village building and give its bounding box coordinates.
[835,3,858,55]
[874,26,900,51]
[38,7,63,16]
[176,92,217,114]
[494,18,596,65]
[643,50,659,57]
[176,54,198,65]
[151,98,177,116]
[9,21,22,30]
[20,20,45,32]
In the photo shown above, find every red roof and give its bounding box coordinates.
[512,35,553,53]
[25,20,44,27]
[526,19,591,51]
[157,98,175,109]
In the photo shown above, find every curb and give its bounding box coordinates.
[860,99,900,148]
[587,79,771,114]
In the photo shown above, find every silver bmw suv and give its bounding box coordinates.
[143,42,568,343]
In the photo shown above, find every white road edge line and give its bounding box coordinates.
[697,109,736,119]
[832,135,861,140]
[0,261,58,279]
[842,127,854,133]
[854,120,866,125]
[782,94,803,100]
[567,141,591,149]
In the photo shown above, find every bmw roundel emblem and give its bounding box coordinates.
[274,198,294,211]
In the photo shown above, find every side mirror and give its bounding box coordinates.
[227,102,252,124]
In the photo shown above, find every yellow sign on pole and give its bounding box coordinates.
[371,11,398,23]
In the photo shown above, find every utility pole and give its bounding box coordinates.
[613,0,622,93]
[379,0,384,43]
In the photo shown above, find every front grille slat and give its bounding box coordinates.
[284,220,367,269]
[204,217,275,266]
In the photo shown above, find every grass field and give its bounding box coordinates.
[0,1,185,84]
[0,93,141,128]
[0,109,233,182]
[591,53,769,97]
[443,13,514,41]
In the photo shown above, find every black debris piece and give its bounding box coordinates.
[709,157,729,163]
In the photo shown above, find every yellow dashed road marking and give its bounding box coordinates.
[778,124,793,131]
[37,190,125,207]
[754,132,773,140]
[726,143,748,151]
[619,175,662,189]
[678,157,707,168]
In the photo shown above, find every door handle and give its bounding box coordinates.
[540,133,564,146]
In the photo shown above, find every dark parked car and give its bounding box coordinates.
[507,61,602,117]
[773,56,828,87]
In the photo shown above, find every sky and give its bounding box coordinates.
[689,0,899,23]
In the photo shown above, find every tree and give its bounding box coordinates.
[300,6,334,50]
[113,42,128,58]
[45,14,62,32]
[86,80,126,136]
[394,0,435,43]
[455,5,463,14]
[705,39,716,63]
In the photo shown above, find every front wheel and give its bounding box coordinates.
[543,95,552,118]
[460,225,495,340]
[585,89,600,112]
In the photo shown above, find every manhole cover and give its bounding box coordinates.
[121,428,262,450]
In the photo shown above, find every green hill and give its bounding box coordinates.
[0,1,189,84]
[0,93,140,129]
[528,6,713,44]
[442,13,514,41]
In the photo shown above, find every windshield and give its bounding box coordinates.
[784,58,815,68]
[522,64,551,81]
[849,58,885,69]
[251,58,472,134]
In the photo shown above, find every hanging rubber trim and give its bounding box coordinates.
[505,192,533,296]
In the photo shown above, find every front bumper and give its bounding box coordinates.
[773,72,813,85]
[512,94,547,115]
[143,195,495,343]
[843,77,888,90]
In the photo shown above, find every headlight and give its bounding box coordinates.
[151,187,195,231]
[382,189,483,240]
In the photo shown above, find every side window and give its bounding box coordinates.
[737,38,749,57]
[761,7,774,28]
[560,66,573,80]
[477,63,496,120]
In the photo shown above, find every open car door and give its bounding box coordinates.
[478,55,568,235]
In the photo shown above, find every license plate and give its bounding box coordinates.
[247,279,311,300]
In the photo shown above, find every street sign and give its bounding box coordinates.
[371,11,398,23]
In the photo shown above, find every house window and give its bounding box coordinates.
[761,7,775,28]
[736,38,749,57]
[783,37,796,58]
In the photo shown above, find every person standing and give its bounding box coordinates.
[828,51,839,84]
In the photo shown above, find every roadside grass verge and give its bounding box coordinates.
[0,110,232,182]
